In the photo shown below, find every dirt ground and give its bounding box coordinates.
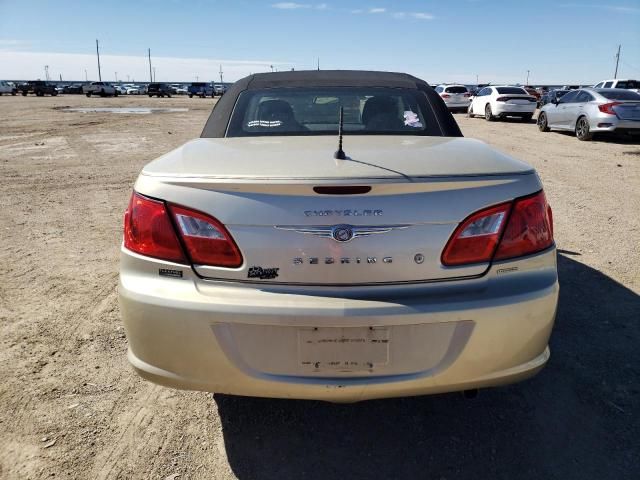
[0,94,638,480]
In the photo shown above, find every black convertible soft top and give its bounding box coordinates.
[201,70,463,138]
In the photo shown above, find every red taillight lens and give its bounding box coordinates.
[441,94,450,99]
[169,205,243,268]
[441,190,554,266]
[494,191,554,260]
[441,203,511,266]
[464,93,470,97]
[598,102,622,115]
[496,96,508,102]
[124,192,186,263]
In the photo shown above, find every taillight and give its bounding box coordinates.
[441,94,450,99]
[123,192,243,268]
[494,191,553,261]
[124,192,186,263]
[441,190,554,266]
[169,205,243,268]
[598,102,622,115]
[464,93,470,97]
[441,203,511,266]
[496,96,508,102]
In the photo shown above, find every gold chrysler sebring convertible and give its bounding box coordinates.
[119,70,558,402]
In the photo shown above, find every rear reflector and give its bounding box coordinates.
[124,193,186,263]
[441,190,554,266]
[441,94,450,99]
[169,205,243,268]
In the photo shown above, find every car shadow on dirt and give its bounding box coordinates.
[214,254,639,480]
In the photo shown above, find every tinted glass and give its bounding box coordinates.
[496,87,528,95]
[576,91,594,102]
[227,87,441,137]
[555,90,569,98]
[435,86,443,92]
[559,90,579,103]
[603,82,613,88]
[445,86,468,94]
[615,80,639,89]
[600,90,640,100]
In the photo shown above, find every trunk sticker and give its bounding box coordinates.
[247,266,280,280]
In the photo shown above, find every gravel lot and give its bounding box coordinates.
[1,94,638,480]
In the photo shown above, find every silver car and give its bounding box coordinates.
[538,88,640,140]
[120,70,558,402]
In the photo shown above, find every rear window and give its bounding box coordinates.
[444,86,468,94]
[191,82,206,87]
[496,87,528,95]
[600,90,640,100]
[227,87,442,137]
[615,80,639,89]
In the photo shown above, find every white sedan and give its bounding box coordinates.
[469,86,538,121]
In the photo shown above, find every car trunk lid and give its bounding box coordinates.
[136,136,540,285]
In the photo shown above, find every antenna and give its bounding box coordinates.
[334,106,346,160]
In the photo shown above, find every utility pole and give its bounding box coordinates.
[59,74,62,82]
[148,48,153,83]
[219,64,223,85]
[96,39,102,81]
[526,70,530,85]
[317,57,320,70]
[614,44,621,78]
[44,65,50,81]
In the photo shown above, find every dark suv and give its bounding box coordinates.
[188,82,213,98]
[147,83,173,98]
[19,81,58,96]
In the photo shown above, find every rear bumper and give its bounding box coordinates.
[120,247,559,401]
[590,118,640,133]
[444,100,471,109]
[494,103,536,116]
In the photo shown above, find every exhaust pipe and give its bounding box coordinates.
[462,389,479,399]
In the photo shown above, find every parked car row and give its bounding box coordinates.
[0,80,228,98]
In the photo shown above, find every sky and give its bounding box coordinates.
[0,0,639,84]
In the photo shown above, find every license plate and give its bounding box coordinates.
[298,327,390,372]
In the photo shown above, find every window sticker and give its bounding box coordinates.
[403,111,423,128]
